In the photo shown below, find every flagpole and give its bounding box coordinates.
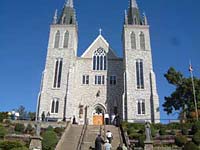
[189,62,198,121]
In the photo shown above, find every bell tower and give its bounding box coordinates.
[36,0,78,121]
[123,0,160,123]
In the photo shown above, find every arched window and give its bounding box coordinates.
[136,59,144,89]
[51,98,59,113]
[140,32,145,50]
[93,48,107,70]
[63,31,69,48]
[137,100,145,115]
[55,101,59,113]
[54,31,60,48]
[51,100,55,113]
[131,32,136,49]
[53,58,63,88]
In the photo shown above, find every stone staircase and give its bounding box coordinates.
[56,124,83,150]
[81,125,101,150]
[81,125,122,150]
[104,125,122,149]
[56,124,122,150]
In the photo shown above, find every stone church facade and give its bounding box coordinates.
[36,0,160,125]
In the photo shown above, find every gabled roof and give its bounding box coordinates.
[81,35,118,58]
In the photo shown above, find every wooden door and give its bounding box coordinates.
[93,115,104,125]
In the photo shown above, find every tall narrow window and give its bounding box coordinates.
[95,75,105,85]
[110,76,117,85]
[93,48,107,70]
[140,32,145,50]
[63,31,69,48]
[131,32,136,49]
[82,75,89,85]
[54,31,60,48]
[51,100,55,113]
[136,59,144,89]
[51,98,59,113]
[137,100,145,115]
[55,101,59,113]
[53,58,63,88]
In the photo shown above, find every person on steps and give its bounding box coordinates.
[106,130,113,143]
[104,140,112,150]
[95,134,104,150]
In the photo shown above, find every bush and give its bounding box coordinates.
[151,126,157,137]
[46,125,54,131]
[0,125,7,139]
[170,129,176,135]
[183,142,199,150]
[191,121,200,134]
[25,124,34,134]
[14,123,25,133]
[54,127,64,137]
[167,123,181,130]
[11,147,28,150]
[129,132,141,139]
[159,128,167,135]
[175,135,187,147]
[0,112,8,122]
[192,131,200,145]
[182,127,189,135]
[42,130,58,150]
[136,135,145,148]
[0,141,25,150]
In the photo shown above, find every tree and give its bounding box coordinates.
[16,105,27,120]
[163,67,200,119]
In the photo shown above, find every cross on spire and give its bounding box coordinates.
[99,28,102,35]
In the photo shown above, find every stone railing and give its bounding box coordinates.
[55,123,71,150]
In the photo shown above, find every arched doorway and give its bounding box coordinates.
[93,104,105,125]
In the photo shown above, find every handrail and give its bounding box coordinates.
[76,122,88,150]
[120,125,131,150]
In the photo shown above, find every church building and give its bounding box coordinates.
[36,0,160,125]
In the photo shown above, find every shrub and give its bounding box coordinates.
[25,124,34,134]
[181,127,189,135]
[191,121,200,134]
[159,128,167,135]
[167,122,181,130]
[129,132,141,139]
[183,142,199,150]
[170,129,176,135]
[14,123,25,133]
[0,112,8,122]
[54,127,64,137]
[42,130,58,150]
[0,141,25,150]
[136,135,145,148]
[151,126,157,137]
[192,131,200,145]
[175,135,187,147]
[0,125,7,139]
[46,125,54,131]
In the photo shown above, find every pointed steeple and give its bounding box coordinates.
[65,0,73,8]
[143,12,148,25]
[57,0,77,25]
[124,10,128,25]
[127,0,143,25]
[131,0,138,9]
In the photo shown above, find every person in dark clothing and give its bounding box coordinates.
[115,114,120,127]
[95,134,104,150]
[117,144,123,150]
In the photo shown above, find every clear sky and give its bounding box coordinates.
[0,0,200,121]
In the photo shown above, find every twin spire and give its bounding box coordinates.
[65,0,73,8]
[131,0,138,8]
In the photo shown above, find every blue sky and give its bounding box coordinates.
[0,0,200,121]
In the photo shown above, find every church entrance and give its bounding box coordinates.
[93,105,105,125]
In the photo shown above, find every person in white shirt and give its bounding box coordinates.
[104,113,110,125]
[106,130,113,143]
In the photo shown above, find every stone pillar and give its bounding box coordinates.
[29,136,42,150]
[144,141,153,150]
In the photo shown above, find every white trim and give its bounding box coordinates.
[81,35,118,58]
